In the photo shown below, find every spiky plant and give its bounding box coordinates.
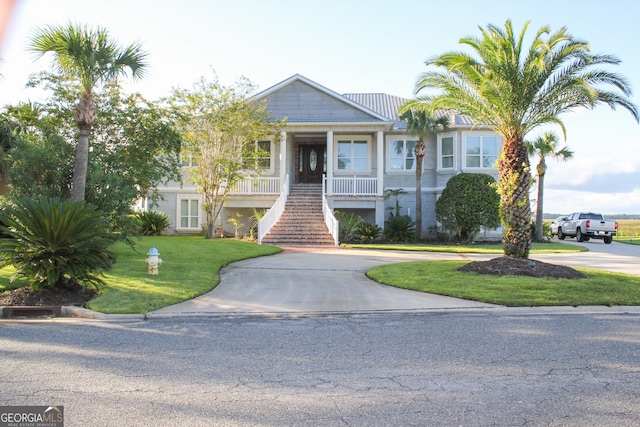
[134,210,170,236]
[0,197,114,291]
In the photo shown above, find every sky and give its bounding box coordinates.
[1,0,639,215]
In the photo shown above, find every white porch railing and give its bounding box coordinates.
[257,175,289,245]
[323,175,339,246]
[330,177,378,196]
[229,176,281,194]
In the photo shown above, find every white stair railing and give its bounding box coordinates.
[258,174,289,245]
[322,175,339,246]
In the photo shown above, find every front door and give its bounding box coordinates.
[301,145,325,183]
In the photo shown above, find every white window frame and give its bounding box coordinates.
[243,139,274,173]
[386,136,419,173]
[180,152,197,167]
[334,135,371,174]
[437,132,456,171]
[462,132,503,170]
[176,194,202,231]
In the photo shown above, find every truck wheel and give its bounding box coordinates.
[604,236,612,244]
[576,228,584,242]
[558,228,565,240]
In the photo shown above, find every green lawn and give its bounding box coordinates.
[367,260,640,306]
[0,236,281,314]
[616,238,640,246]
[342,241,586,254]
[1,237,635,312]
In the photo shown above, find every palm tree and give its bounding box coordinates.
[29,23,148,201]
[398,107,450,239]
[411,20,638,258]
[527,132,573,242]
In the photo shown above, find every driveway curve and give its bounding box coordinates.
[152,247,500,315]
[151,242,640,316]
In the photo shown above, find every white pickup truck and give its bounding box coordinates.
[553,212,618,244]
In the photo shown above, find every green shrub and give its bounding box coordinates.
[0,197,115,291]
[355,222,382,242]
[435,173,500,242]
[335,211,363,242]
[134,210,170,236]
[384,214,416,242]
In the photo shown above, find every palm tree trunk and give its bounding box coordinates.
[535,172,546,242]
[71,93,97,202]
[415,140,426,240]
[497,137,532,258]
[71,129,89,201]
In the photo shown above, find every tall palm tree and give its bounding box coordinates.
[527,132,573,242]
[29,23,148,201]
[411,20,638,258]
[398,107,450,239]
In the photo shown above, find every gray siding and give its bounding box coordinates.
[263,81,383,123]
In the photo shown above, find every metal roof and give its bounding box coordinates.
[343,93,407,122]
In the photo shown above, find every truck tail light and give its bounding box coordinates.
[586,220,590,228]
[615,221,619,230]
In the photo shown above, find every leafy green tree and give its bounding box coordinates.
[3,73,182,240]
[411,20,638,258]
[170,76,284,238]
[0,197,114,291]
[527,132,573,242]
[398,107,450,240]
[29,23,148,201]
[435,173,500,243]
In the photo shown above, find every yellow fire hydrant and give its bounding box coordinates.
[144,247,163,275]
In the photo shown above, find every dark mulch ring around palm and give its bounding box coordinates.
[0,284,97,307]
[458,256,587,279]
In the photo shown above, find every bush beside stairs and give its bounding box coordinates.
[261,184,336,246]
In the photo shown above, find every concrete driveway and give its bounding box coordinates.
[151,241,640,317]
[151,247,501,316]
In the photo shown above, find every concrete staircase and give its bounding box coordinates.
[261,184,336,246]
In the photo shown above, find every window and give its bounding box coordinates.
[441,136,454,169]
[464,134,501,168]
[244,140,272,170]
[179,198,199,229]
[337,138,369,171]
[180,153,197,167]
[388,138,418,171]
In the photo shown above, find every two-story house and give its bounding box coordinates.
[153,74,502,244]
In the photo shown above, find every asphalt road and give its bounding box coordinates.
[534,239,640,276]
[1,313,639,426]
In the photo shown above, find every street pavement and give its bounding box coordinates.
[1,313,639,426]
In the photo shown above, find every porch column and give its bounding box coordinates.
[279,131,287,189]
[376,131,384,197]
[326,131,333,195]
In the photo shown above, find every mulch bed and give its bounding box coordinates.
[0,284,97,307]
[458,256,586,279]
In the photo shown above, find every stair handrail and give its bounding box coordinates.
[322,174,339,246]
[258,174,289,245]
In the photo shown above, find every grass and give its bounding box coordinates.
[342,241,586,254]
[367,260,640,307]
[1,235,635,311]
[616,219,640,238]
[0,236,281,314]
[89,236,281,313]
[616,238,640,246]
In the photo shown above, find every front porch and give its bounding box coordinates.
[229,175,379,196]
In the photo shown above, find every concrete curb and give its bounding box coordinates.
[2,305,635,321]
